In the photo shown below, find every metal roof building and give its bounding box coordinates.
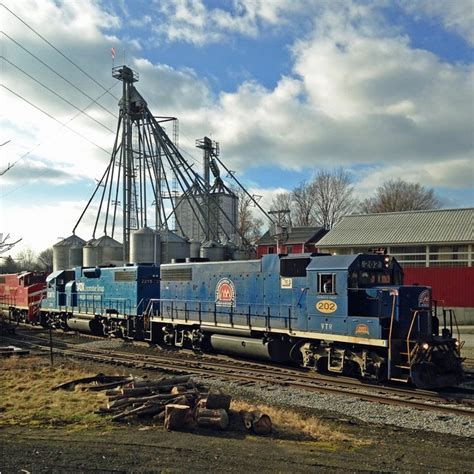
[316,208,473,248]
[316,208,473,323]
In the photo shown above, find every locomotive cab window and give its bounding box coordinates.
[318,273,336,294]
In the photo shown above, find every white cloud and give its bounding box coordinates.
[400,0,474,46]
[152,0,311,45]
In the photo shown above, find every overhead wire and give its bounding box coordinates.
[1,56,116,134]
[1,82,118,198]
[0,3,120,100]
[1,31,117,119]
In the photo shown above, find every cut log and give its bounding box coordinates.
[171,385,187,395]
[153,411,165,423]
[196,410,229,430]
[251,411,272,435]
[206,392,231,410]
[164,404,191,430]
[196,408,227,419]
[196,398,207,409]
[133,375,191,389]
[240,410,254,430]
[239,410,272,435]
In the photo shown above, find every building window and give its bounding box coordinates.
[429,245,469,267]
[286,245,293,253]
[268,246,275,254]
[318,273,336,294]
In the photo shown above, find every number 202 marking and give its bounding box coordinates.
[316,300,337,314]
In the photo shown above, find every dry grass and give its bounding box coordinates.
[231,400,359,444]
[0,356,110,430]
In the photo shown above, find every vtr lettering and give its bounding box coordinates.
[321,323,333,330]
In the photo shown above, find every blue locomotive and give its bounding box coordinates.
[39,252,463,389]
[41,265,159,337]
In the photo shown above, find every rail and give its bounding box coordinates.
[145,298,296,332]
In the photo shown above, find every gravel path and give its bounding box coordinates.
[198,377,474,438]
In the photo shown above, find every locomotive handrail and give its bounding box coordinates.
[387,291,397,380]
[145,297,297,331]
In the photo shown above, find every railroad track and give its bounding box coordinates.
[3,328,474,419]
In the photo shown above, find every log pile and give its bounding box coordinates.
[55,373,272,435]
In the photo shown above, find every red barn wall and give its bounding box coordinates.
[257,243,305,258]
[403,267,474,307]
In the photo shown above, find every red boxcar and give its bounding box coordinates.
[0,272,47,322]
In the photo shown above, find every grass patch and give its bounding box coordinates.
[0,356,111,430]
[231,400,361,445]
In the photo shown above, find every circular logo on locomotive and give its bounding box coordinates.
[215,278,236,307]
[418,289,431,308]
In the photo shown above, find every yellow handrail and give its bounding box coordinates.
[406,310,420,366]
[387,293,397,378]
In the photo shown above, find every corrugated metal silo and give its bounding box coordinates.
[130,227,160,264]
[53,234,86,271]
[200,240,225,261]
[160,230,190,263]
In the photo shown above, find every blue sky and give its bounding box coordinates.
[0,0,473,253]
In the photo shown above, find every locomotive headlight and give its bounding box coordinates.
[383,256,390,268]
[422,343,429,350]
[455,340,460,347]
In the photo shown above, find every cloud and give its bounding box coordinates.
[200,6,474,174]
[150,0,310,45]
[400,0,474,46]
[1,0,472,256]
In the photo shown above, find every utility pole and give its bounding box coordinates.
[268,209,291,254]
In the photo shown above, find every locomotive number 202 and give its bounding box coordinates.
[316,300,337,314]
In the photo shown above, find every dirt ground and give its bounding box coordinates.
[1,355,473,473]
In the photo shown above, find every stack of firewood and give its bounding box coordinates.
[55,373,272,435]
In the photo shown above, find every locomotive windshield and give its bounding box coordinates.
[349,255,403,288]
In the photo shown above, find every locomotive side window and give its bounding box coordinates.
[318,273,336,294]
[280,258,311,277]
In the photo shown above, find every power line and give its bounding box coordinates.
[0,82,118,181]
[1,31,117,119]
[0,3,119,101]
[1,84,112,155]
[2,56,116,134]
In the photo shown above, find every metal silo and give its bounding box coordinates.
[160,230,190,263]
[130,227,160,264]
[95,235,123,265]
[189,240,201,259]
[200,240,225,261]
[83,239,102,267]
[53,234,86,271]
[69,244,84,267]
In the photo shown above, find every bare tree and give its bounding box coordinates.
[15,248,39,272]
[360,179,441,213]
[311,168,356,229]
[269,191,293,228]
[0,233,22,255]
[0,255,18,273]
[292,181,317,227]
[234,188,263,246]
[37,248,54,273]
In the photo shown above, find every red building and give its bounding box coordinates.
[315,208,473,324]
[256,226,327,258]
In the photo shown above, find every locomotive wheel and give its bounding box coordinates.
[411,362,437,389]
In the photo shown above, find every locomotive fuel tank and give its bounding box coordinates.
[67,317,103,335]
[208,334,291,362]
